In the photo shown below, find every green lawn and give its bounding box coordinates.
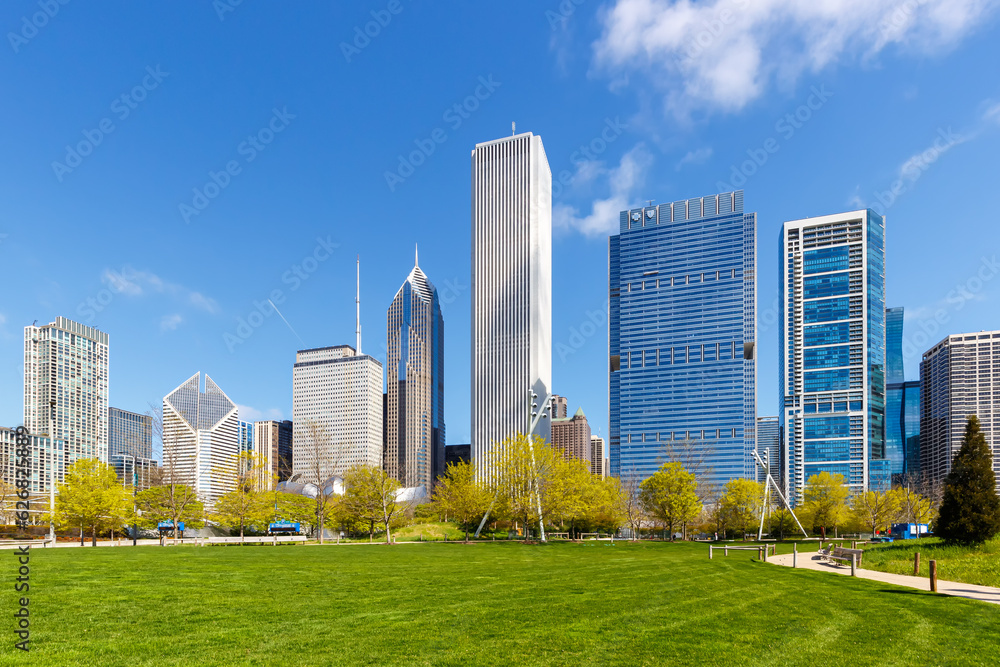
[860,536,1000,587]
[393,521,467,541]
[3,541,999,666]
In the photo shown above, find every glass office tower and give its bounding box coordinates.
[779,210,886,503]
[609,191,756,486]
[884,306,921,481]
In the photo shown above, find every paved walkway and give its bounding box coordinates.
[769,551,1000,606]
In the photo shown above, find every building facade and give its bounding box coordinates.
[885,307,921,481]
[108,407,157,489]
[385,253,446,490]
[162,372,239,508]
[590,436,606,477]
[756,416,780,485]
[779,209,887,502]
[0,428,63,498]
[292,345,383,479]
[551,395,568,419]
[24,317,109,465]
[253,420,293,487]
[238,420,254,455]
[551,407,592,465]
[920,330,1000,491]
[471,132,552,477]
[610,191,756,487]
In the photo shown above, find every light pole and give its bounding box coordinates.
[527,388,551,543]
[132,454,138,546]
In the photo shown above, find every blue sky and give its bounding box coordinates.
[2,0,999,448]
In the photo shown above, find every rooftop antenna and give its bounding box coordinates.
[512,121,516,136]
[414,243,418,267]
[646,200,656,207]
[355,255,362,355]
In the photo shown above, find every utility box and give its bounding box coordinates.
[890,523,929,540]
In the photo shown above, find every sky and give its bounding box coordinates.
[2,0,999,449]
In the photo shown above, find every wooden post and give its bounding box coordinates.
[929,560,938,592]
[793,543,798,568]
[725,546,728,556]
[913,552,920,576]
[709,546,713,560]
[851,552,857,577]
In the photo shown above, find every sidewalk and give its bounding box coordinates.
[769,551,1000,606]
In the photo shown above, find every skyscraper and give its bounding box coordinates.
[609,191,756,486]
[253,420,294,487]
[0,428,63,495]
[920,330,1000,491]
[238,420,254,455]
[108,407,157,490]
[551,407,592,466]
[162,372,239,507]
[24,316,109,465]
[756,416,780,485]
[779,209,886,502]
[291,345,383,478]
[471,132,552,476]
[590,435,606,477]
[385,249,446,489]
[885,307,921,481]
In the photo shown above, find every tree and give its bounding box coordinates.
[771,508,797,540]
[275,492,316,531]
[584,476,628,535]
[432,461,489,541]
[296,419,346,544]
[342,465,404,543]
[660,437,716,502]
[136,485,205,539]
[487,434,558,540]
[936,415,1000,544]
[851,489,901,537]
[617,466,646,540]
[54,459,132,546]
[719,478,765,540]
[896,483,936,529]
[544,456,594,539]
[800,472,850,538]
[212,452,271,541]
[639,462,702,540]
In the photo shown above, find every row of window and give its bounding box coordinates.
[621,342,746,368]
[620,269,739,293]
[622,428,741,443]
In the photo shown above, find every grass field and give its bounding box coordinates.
[393,521,467,541]
[3,540,999,666]
[860,536,1000,588]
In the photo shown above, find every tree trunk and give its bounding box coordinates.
[80,525,84,546]
[240,520,245,543]
[91,524,97,547]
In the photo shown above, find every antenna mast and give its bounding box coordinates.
[355,255,361,355]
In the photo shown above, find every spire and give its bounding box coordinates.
[415,243,419,268]
[355,255,361,355]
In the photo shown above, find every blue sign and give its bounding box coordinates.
[157,521,185,531]
[268,521,300,533]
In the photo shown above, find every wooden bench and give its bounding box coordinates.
[827,547,863,567]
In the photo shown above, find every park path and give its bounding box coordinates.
[768,551,1000,606]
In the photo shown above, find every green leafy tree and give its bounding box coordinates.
[936,415,1000,544]
[544,456,594,539]
[488,434,558,539]
[850,489,901,537]
[54,459,133,546]
[136,484,205,539]
[720,478,765,540]
[639,462,702,540]
[801,471,850,538]
[275,492,317,532]
[432,461,489,541]
[583,475,628,535]
[212,452,272,541]
[342,465,404,543]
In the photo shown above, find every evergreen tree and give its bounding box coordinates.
[936,415,1000,544]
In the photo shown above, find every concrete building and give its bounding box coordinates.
[0,427,63,498]
[162,372,239,508]
[292,345,383,479]
[779,209,887,502]
[24,316,109,465]
[108,407,157,490]
[551,395,568,419]
[610,191,756,486]
[385,250,446,489]
[920,330,1000,491]
[471,132,552,479]
[253,420,293,487]
[590,435,606,477]
[551,407,592,466]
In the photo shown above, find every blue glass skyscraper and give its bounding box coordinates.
[885,306,921,481]
[609,191,756,486]
[779,209,886,502]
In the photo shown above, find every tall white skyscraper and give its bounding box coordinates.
[471,132,552,476]
[24,316,109,465]
[163,372,239,508]
[291,345,383,479]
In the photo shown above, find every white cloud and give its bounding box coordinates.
[188,291,219,314]
[984,101,1000,125]
[237,404,284,422]
[676,147,713,170]
[553,144,654,237]
[99,265,217,313]
[160,314,183,332]
[592,0,1000,115]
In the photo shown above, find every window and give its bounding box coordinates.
[804,298,851,323]
[803,246,850,274]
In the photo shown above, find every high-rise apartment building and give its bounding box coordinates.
[920,330,1000,490]
[0,428,63,496]
[551,395,568,419]
[238,421,254,455]
[163,372,239,507]
[253,420,293,487]
[24,317,109,465]
[756,416,780,485]
[885,307,921,480]
[385,251,446,490]
[610,191,756,486]
[590,435,606,477]
[551,407,592,466]
[292,345,383,479]
[108,407,157,489]
[471,132,552,476]
[779,209,886,502]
